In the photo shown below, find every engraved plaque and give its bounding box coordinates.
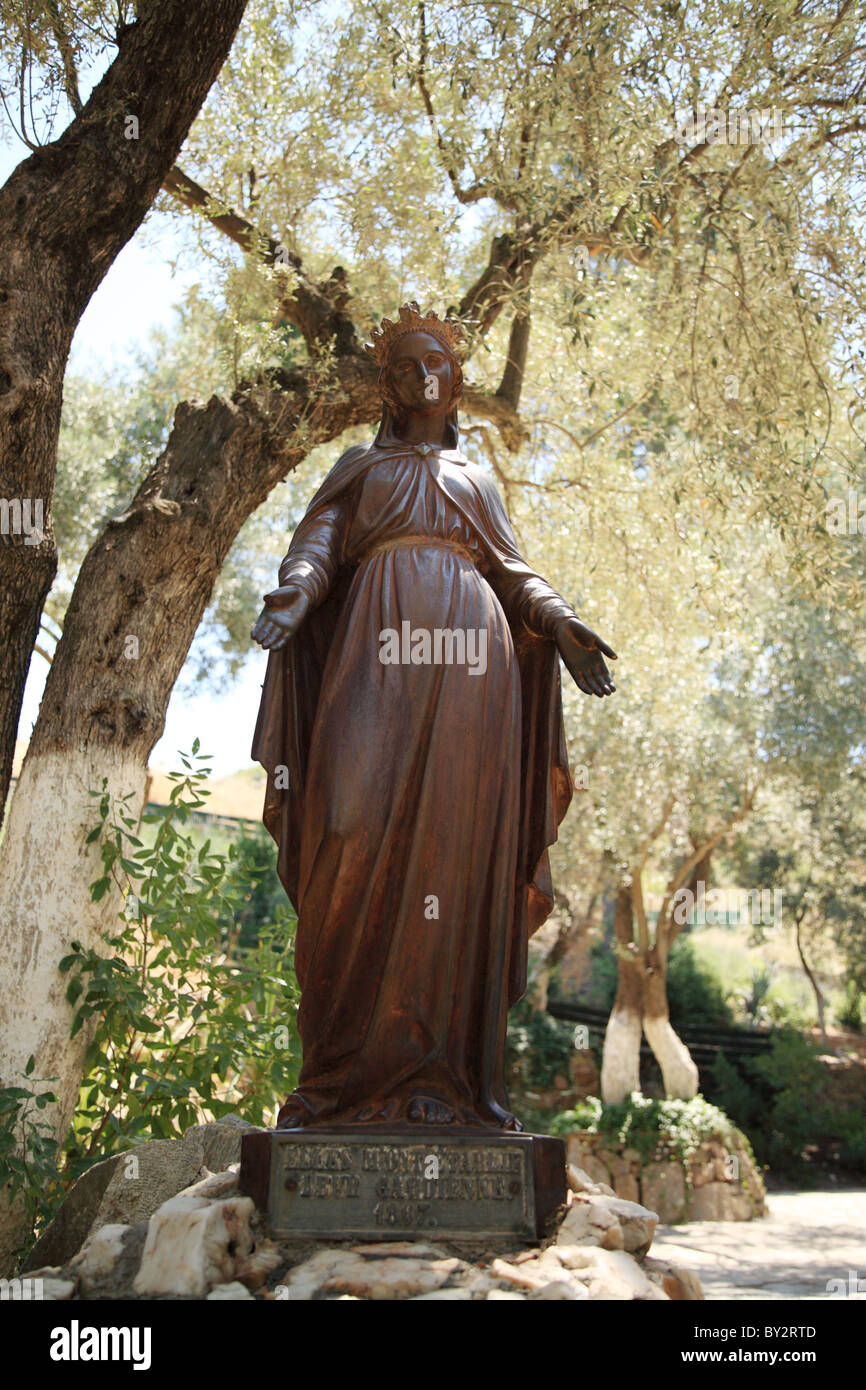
[240,1130,566,1241]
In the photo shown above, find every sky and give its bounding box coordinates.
[1,124,267,779]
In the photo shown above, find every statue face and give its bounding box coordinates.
[386,331,454,414]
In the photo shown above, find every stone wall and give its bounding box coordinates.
[562,1129,767,1224]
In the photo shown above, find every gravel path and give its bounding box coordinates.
[652,1189,866,1300]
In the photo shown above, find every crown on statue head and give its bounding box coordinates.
[364,302,463,366]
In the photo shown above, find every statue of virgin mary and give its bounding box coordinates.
[251,303,616,1130]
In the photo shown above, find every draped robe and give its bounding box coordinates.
[253,434,576,1128]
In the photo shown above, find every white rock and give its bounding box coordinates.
[285,1250,460,1301]
[207,1281,255,1300]
[566,1163,603,1195]
[70,1223,130,1288]
[180,1169,240,1201]
[40,1278,76,1300]
[234,1239,284,1290]
[592,1196,658,1254]
[557,1193,657,1255]
[531,1279,589,1300]
[349,1242,449,1259]
[556,1196,624,1249]
[490,1257,545,1291]
[133,1194,254,1297]
[552,1245,599,1270]
[589,1248,666,1300]
[485,1289,527,1300]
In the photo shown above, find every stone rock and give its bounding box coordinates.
[133,1194,255,1297]
[22,1153,123,1272]
[70,1224,130,1290]
[641,1160,688,1223]
[490,1257,546,1291]
[565,1164,601,1195]
[564,1140,613,1191]
[183,1115,263,1174]
[349,1241,449,1259]
[690,1181,752,1222]
[531,1279,588,1300]
[643,1255,705,1301]
[26,1116,264,1274]
[40,1278,76,1301]
[613,1174,641,1204]
[557,1193,657,1256]
[587,1249,665,1301]
[90,1139,209,1233]
[207,1281,255,1300]
[486,1289,527,1300]
[234,1239,285,1290]
[284,1249,460,1301]
[552,1245,599,1271]
[180,1169,240,1202]
[556,1195,624,1250]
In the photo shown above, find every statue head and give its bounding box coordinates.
[366,303,464,447]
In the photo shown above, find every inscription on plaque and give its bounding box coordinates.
[263,1134,537,1240]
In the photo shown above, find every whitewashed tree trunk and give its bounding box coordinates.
[0,750,144,1271]
[600,886,644,1103]
[600,1003,642,1104]
[642,1013,700,1099]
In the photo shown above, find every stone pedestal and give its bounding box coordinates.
[240,1128,566,1242]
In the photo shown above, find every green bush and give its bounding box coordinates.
[836,980,866,1034]
[549,1091,751,1181]
[0,1060,62,1251]
[61,748,301,1180]
[708,1028,866,1177]
[506,995,577,1090]
[0,747,302,1264]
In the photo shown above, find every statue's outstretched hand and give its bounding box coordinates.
[251,586,311,651]
[556,617,617,697]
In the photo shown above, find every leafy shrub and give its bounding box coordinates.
[506,996,577,1090]
[0,1060,62,1251]
[836,980,866,1034]
[708,1028,866,1177]
[549,1091,751,1179]
[59,747,301,1182]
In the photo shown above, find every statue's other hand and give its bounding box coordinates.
[250,587,311,650]
[556,617,617,698]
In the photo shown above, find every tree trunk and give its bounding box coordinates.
[0,0,249,824]
[601,883,700,1103]
[642,947,700,1099]
[601,887,643,1103]
[795,914,828,1050]
[0,363,382,1269]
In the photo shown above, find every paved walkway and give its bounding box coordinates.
[652,1189,866,1300]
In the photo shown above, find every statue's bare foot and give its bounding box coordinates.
[406,1095,455,1125]
[276,1095,310,1130]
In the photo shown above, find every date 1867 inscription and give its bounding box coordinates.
[252,1132,545,1241]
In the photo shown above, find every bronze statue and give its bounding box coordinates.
[251,303,616,1131]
